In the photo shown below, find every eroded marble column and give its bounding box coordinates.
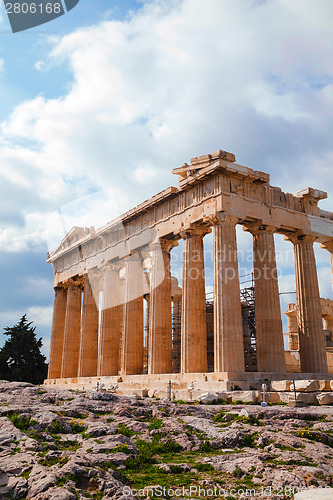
[290,234,328,373]
[121,254,145,375]
[98,264,123,376]
[47,286,67,379]
[213,215,245,373]
[323,315,333,334]
[148,240,174,374]
[181,226,209,373]
[320,240,333,291]
[247,224,285,373]
[61,280,83,378]
[285,305,299,350]
[78,275,99,377]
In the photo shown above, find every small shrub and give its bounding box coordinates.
[48,420,66,434]
[9,413,31,431]
[198,441,216,453]
[195,463,214,472]
[109,444,131,454]
[117,424,135,437]
[39,456,69,467]
[233,466,244,478]
[71,420,87,434]
[148,419,163,431]
[242,434,257,448]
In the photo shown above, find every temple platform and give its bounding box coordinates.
[44,372,333,403]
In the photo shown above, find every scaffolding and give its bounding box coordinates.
[172,299,181,373]
[149,273,258,373]
[240,273,257,372]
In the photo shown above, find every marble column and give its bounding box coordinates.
[148,240,174,374]
[78,275,99,377]
[320,240,333,291]
[181,226,209,373]
[121,254,145,375]
[98,264,123,376]
[290,234,328,373]
[61,280,83,378]
[47,286,67,379]
[247,224,285,372]
[285,305,299,350]
[213,215,245,373]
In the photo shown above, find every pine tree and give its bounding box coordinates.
[0,315,48,384]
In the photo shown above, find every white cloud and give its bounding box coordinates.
[0,0,333,258]
[27,306,53,326]
[0,59,4,72]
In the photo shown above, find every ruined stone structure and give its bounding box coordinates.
[45,150,333,396]
[285,298,333,373]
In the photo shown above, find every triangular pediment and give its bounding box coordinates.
[50,226,92,257]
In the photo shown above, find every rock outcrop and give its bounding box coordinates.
[0,381,332,499]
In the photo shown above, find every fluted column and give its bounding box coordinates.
[47,286,67,379]
[148,240,175,374]
[61,280,83,378]
[121,254,145,375]
[213,215,245,373]
[98,264,123,376]
[181,226,210,373]
[78,274,99,377]
[290,234,328,373]
[247,223,285,372]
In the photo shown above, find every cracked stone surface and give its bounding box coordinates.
[0,381,332,499]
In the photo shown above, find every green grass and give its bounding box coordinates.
[148,419,163,430]
[9,413,31,431]
[117,424,136,437]
[39,455,70,467]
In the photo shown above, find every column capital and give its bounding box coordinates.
[102,260,123,272]
[180,224,211,240]
[320,239,333,252]
[123,252,142,262]
[243,221,277,236]
[150,237,178,253]
[66,277,84,288]
[53,284,66,292]
[285,232,317,245]
[210,212,239,226]
[85,267,104,281]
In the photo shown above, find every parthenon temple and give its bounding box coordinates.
[45,150,333,397]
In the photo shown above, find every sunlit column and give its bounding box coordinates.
[78,274,99,377]
[61,279,83,378]
[47,285,67,379]
[181,226,210,373]
[148,239,175,374]
[247,223,285,372]
[213,215,245,372]
[98,264,123,376]
[289,233,328,373]
[121,254,145,374]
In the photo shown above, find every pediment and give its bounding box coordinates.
[52,226,91,255]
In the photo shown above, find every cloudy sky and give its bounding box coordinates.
[0,0,333,358]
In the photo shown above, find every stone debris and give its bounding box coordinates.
[0,381,332,498]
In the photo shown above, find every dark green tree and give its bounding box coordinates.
[0,315,48,384]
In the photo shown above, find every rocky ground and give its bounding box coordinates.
[0,382,332,499]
